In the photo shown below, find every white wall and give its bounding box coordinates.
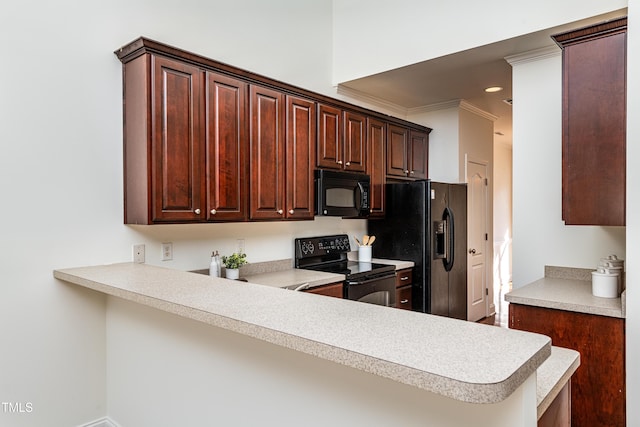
[0,1,365,426]
[493,142,513,290]
[408,106,460,182]
[625,1,640,425]
[509,50,626,286]
[333,0,627,84]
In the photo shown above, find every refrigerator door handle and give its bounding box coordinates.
[443,207,455,272]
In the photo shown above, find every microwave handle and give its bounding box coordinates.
[356,181,369,210]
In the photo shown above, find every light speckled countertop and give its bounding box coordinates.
[505,266,625,318]
[195,257,414,290]
[536,347,580,420]
[54,262,550,404]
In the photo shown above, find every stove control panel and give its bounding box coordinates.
[294,234,352,260]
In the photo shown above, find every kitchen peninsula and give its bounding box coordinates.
[54,263,577,426]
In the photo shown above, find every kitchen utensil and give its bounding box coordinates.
[367,236,376,246]
[354,236,362,247]
[362,235,370,245]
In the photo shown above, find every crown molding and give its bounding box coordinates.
[505,46,560,66]
[335,85,409,116]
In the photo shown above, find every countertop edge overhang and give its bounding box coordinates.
[53,262,551,404]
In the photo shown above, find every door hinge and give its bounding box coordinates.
[485,233,488,241]
[484,178,488,186]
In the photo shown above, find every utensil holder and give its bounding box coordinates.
[358,246,372,262]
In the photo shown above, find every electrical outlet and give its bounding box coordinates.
[133,244,145,263]
[236,239,245,254]
[161,242,173,261]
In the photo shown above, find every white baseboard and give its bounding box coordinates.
[78,417,120,427]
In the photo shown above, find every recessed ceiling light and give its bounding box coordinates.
[484,86,503,93]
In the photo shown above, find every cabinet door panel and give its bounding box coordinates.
[344,111,366,172]
[386,124,409,177]
[286,96,316,219]
[509,304,625,427]
[152,56,204,222]
[206,72,248,221]
[317,104,343,169]
[250,85,285,220]
[409,130,429,179]
[561,31,626,225]
[367,118,386,217]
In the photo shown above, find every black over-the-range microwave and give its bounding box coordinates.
[314,169,370,218]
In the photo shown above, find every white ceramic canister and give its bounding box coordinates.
[591,267,619,298]
[601,262,623,293]
[599,254,624,269]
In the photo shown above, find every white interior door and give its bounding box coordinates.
[467,160,488,321]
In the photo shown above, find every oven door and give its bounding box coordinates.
[345,273,396,307]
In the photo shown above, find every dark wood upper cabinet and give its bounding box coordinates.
[249,85,286,220]
[205,72,248,222]
[387,125,430,179]
[343,110,367,172]
[122,54,206,224]
[151,56,206,223]
[552,17,626,226]
[386,124,410,178]
[367,118,386,217]
[317,104,366,173]
[115,37,431,224]
[409,130,429,180]
[249,88,316,221]
[286,95,316,220]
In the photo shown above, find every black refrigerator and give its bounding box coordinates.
[368,180,467,319]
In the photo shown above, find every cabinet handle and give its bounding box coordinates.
[277,209,283,215]
[345,161,351,166]
[194,209,201,214]
[400,299,409,304]
[289,209,294,214]
[210,209,217,215]
[400,276,409,281]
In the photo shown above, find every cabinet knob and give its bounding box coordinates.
[404,170,409,174]
[210,209,217,215]
[337,160,343,165]
[345,161,351,166]
[289,209,294,214]
[410,170,415,175]
[194,209,201,214]
[277,209,283,215]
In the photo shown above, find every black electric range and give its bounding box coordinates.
[294,234,396,306]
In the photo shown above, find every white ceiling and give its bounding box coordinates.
[338,10,626,147]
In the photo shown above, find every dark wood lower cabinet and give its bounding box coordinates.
[538,382,570,427]
[395,268,413,310]
[509,303,625,427]
[303,282,343,298]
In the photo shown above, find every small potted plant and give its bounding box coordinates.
[222,252,248,280]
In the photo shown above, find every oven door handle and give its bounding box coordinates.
[346,274,395,286]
